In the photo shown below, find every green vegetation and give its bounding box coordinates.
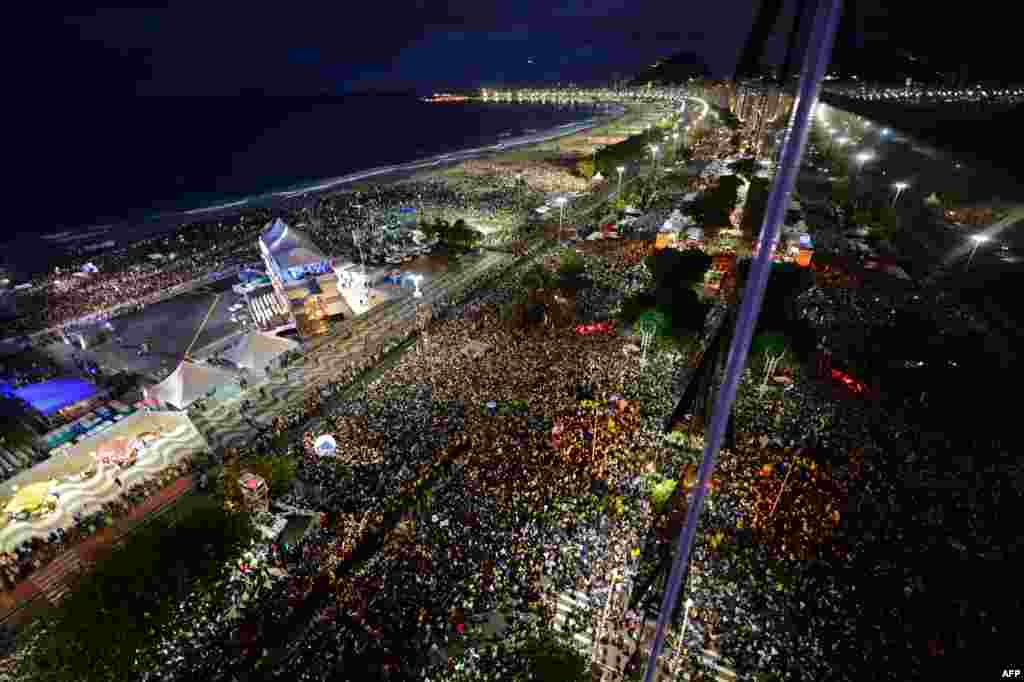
[15,496,254,682]
[650,477,678,512]
[852,204,902,244]
[556,250,590,290]
[741,177,772,240]
[521,262,557,292]
[575,157,596,180]
[751,332,789,360]
[421,218,482,253]
[242,453,297,498]
[687,175,743,227]
[618,248,710,342]
[593,128,664,179]
[711,105,741,131]
[503,629,591,682]
[728,157,759,178]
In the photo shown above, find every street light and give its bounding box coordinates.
[555,196,568,242]
[616,165,626,196]
[410,273,424,298]
[649,144,660,173]
[891,181,909,207]
[854,150,874,197]
[966,234,989,271]
[670,597,696,677]
[855,150,874,168]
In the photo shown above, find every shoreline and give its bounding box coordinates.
[19,104,628,278]
[5,102,647,342]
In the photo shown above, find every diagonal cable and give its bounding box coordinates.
[640,1,844,680]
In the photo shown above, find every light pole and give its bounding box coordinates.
[854,149,874,176]
[853,150,874,203]
[649,144,660,173]
[891,181,909,207]
[555,196,568,242]
[616,166,626,197]
[670,598,696,678]
[966,234,989,271]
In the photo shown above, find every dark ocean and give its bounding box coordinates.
[7,96,601,279]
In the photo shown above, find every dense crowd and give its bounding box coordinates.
[245,282,692,681]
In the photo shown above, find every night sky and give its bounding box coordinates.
[28,2,794,96]
[18,2,1017,99]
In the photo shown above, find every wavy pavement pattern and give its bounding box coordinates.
[0,421,207,552]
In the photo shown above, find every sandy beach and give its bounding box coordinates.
[106,102,656,248]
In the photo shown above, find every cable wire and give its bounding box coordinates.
[640,1,844,680]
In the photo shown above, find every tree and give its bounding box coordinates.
[576,157,596,180]
[557,250,590,291]
[728,157,759,178]
[751,332,789,360]
[741,177,772,241]
[830,178,853,212]
[646,248,711,289]
[244,454,297,498]
[522,263,555,292]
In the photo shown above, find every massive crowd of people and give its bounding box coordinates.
[3,97,1007,682]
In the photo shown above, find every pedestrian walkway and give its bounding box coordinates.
[548,585,739,681]
[29,551,83,605]
[0,475,194,623]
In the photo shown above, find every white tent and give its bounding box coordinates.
[144,361,238,410]
[222,331,298,374]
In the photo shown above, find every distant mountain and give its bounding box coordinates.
[629,50,710,86]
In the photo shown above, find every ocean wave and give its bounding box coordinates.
[161,111,607,214]
[184,199,249,215]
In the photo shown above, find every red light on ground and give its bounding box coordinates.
[574,320,614,336]
[830,368,865,393]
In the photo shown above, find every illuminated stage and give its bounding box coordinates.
[1,377,101,416]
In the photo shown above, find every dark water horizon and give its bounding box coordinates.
[7,95,602,278]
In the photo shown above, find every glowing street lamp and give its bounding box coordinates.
[891,181,909,207]
[966,234,989,271]
[555,196,568,241]
[670,598,696,677]
[854,149,874,172]
[616,165,626,196]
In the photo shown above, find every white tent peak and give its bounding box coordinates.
[145,361,237,410]
[221,331,298,374]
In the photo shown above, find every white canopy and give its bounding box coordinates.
[314,434,338,456]
[145,361,238,409]
[221,331,298,374]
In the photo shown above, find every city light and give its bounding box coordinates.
[966,234,990,270]
[891,181,909,206]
